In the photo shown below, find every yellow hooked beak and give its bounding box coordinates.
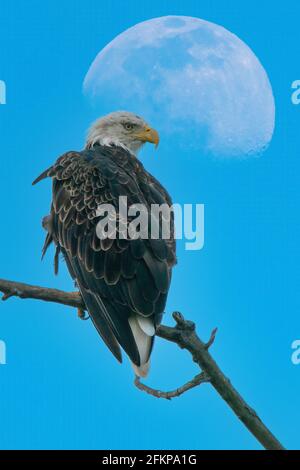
[134,126,160,148]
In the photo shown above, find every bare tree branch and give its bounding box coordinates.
[134,372,210,399]
[0,278,285,450]
[0,278,82,308]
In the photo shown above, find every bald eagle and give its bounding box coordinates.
[33,111,176,377]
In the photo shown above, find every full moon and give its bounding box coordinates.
[83,16,275,158]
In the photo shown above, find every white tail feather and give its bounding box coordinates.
[132,361,150,378]
[128,315,155,377]
[137,316,155,336]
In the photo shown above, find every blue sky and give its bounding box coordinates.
[0,0,299,450]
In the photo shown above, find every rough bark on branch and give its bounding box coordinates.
[0,278,285,450]
[134,371,210,399]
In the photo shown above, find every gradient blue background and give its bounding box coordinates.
[0,0,299,450]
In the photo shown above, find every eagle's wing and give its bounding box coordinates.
[33,146,176,369]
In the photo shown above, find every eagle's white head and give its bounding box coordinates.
[86,111,159,155]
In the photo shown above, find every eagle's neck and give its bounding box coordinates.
[86,135,144,156]
[96,137,132,152]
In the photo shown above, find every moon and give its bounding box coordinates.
[83,16,275,158]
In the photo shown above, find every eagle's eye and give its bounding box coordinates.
[124,122,134,131]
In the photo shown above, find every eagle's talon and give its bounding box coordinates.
[77,308,88,320]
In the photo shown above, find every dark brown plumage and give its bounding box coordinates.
[33,142,176,374]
